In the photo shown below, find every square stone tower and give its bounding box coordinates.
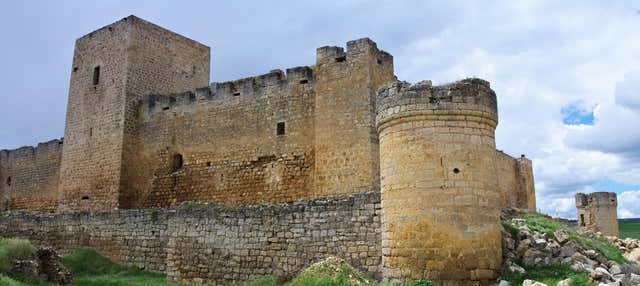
[58,16,210,211]
[575,192,619,237]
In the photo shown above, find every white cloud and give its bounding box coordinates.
[618,191,640,219]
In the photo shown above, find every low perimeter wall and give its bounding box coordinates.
[0,192,381,284]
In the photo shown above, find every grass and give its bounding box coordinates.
[4,248,189,286]
[619,219,640,239]
[4,248,439,286]
[501,264,594,286]
[0,238,37,274]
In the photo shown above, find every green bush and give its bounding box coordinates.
[0,238,37,274]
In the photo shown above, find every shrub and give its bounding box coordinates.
[0,238,37,273]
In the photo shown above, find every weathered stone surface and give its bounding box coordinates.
[575,192,618,237]
[37,247,73,284]
[8,260,39,278]
[0,192,381,285]
[554,230,569,245]
[522,279,547,286]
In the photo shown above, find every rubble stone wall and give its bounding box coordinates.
[0,192,382,284]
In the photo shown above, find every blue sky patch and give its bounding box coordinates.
[562,102,595,125]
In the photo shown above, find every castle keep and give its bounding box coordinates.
[0,16,536,285]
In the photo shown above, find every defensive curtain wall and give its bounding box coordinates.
[0,16,536,285]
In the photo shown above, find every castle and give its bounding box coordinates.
[0,16,536,285]
[575,192,619,237]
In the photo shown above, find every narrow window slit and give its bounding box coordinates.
[277,122,286,135]
[93,66,100,85]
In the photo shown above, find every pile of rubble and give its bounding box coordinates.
[7,247,73,284]
[501,217,640,286]
[604,233,640,264]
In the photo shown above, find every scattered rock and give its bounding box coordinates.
[8,260,39,278]
[522,279,547,286]
[37,247,73,284]
[554,230,570,245]
[498,280,510,286]
[556,278,572,286]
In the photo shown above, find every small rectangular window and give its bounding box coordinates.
[277,122,285,135]
[93,66,100,85]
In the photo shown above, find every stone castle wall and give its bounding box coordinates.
[576,192,618,237]
[495,151,536,211]
[0,139,63,212]
[0,192,381,285]
[118,38,393,208]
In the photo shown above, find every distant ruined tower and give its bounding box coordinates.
[377,79,502,285]
[58,16,210,211]
[575,192,619,237]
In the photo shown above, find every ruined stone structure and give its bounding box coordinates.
[575,192,619,237]
[0,16,536,285]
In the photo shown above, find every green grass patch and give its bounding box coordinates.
[61,248,190,286]
[619,219,640,239]
[243,275,280,286]
[500,264,594,286]
[62,248,129,276]
[0,275,31,286]
[0,238,37,274]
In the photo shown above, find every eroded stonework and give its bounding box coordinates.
[0,15,537,285]
[575,192,618,237]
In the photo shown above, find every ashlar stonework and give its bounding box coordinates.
[0,15,537,285]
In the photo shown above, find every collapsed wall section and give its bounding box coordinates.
[0,192,382,285]
[0,139,63,212]
[575,192,618,237]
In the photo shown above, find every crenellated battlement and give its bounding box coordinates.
[316,37,392,66]
[142,67,314,115]
[376,78,498,134]
[0,139,64,162]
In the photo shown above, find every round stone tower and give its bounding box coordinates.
[376,79,502,285]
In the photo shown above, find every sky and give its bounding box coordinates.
[0,1,639,219]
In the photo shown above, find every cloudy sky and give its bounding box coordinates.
[1,1,638,218]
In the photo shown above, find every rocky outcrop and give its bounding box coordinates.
[502,211,640,286]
